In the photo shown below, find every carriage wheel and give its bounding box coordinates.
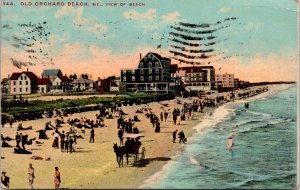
[141,147,146,160]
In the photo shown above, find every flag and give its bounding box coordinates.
[219,67,221,71]
[157,44,161,49]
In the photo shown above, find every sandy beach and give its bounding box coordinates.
[1,85,272,189]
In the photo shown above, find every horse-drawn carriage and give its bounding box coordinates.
[113,133,146,167]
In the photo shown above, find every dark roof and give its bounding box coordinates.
[10,71,38,80]
[197,66,214,69]
[110,81,118,87]
[149,52,171,61]
[10,73,22,80]
[71,78,94,84]
[170,64,178,73]
[37,78,50,85]
[58,76,72,83]
[179,67,207,73]
[42,69,62,77]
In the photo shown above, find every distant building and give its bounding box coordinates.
[170,64,181,91]
[120,52,171,92]
[95,78,119,92]
[71,78,94,92]
[37,78,51,93]
[215,73,235,89]
[179,66,216,92]
[41,69,63,81]
[9,70,38,94]
[1,78,10,94]
[234,78,240,89]
[51,76,72,93]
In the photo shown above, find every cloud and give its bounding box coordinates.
[161,12,181,23]
[55,6,73,18]
[220,7,232,13]
[123,8,156,20]
[83,23,108,34]
[74,7,96,25]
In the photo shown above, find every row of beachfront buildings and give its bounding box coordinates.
[1,52,250,95]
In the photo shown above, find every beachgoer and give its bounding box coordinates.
[176,115,181,125]
[160,112,163,122]
[227,136,234,150]
[90,127,95,143]
[15,132,21,149]
[172,130,178,143]
[118,128,124,145]
[52,132,60,149]
[81,126,85,135]
[54,167,61,189]
[60,131,65,152]
[178,130,185,143]
[28,163,34,188]
[1,172,9,189]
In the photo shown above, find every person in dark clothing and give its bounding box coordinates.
[20,133,26,150]
[16,132,21,149]
[65,136,69,153]
[118,129,124,145]
[155,121,160,133]
[164,111,168,122]
[178,130,185,143]
[1,171,9,188]
[160,112,163,122]
[60,131,65,152]
[172,130,178,143]
[117,117,123,129]
[90,128,95,143]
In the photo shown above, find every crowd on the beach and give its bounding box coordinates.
[1,86,269,188]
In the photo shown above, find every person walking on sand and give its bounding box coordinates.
[118,128,124,145]
[28,163,35,188]
[54,167,61,189]
[8,116,13,128]
[160,112,163,122]
[1,172,9,189]
[90,127,95,143]
[172,130,178,143]
[176,114,181,125]
[81,126,85,136]
[178,130,185,143]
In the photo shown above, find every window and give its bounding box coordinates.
[20,88,22,92]
[24,76,27,80]
[26,87,28,92]
[26,81,28,85]
[132,76,135,81]
[19,81,22,85]
[155,69,159,74]
[140,76,144,81]
[155,62,159,67]
[20,76,23,80]
[13,88,16,92]
[149,76,152,81]
[140,69,144,74]
[149,69,152,74]
[148,63,152,68]
[123,76,126,81]
[13,81,16,85]
[132,70,135,74]
[122,70,126,75]
[140,62,144,67]
[156,76,160,81]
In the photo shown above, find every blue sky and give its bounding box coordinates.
[1,0,299,82]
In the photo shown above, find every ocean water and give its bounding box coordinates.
[143,85,297,189]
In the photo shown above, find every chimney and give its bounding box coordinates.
[139,53,142,61]
[98,77,100,80]
[27,68,29,72]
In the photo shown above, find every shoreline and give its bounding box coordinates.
[1,84,293,189]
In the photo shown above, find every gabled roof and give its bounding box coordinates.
[37,78,50,85]
[42,69,62,77]
[10,71,38,80]
[71,78,94,84]
[149,52,171,61]
[58,76,72,83]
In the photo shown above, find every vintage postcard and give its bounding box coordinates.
[0,0,299,189]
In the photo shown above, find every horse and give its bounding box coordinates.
[113,143,128,167]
